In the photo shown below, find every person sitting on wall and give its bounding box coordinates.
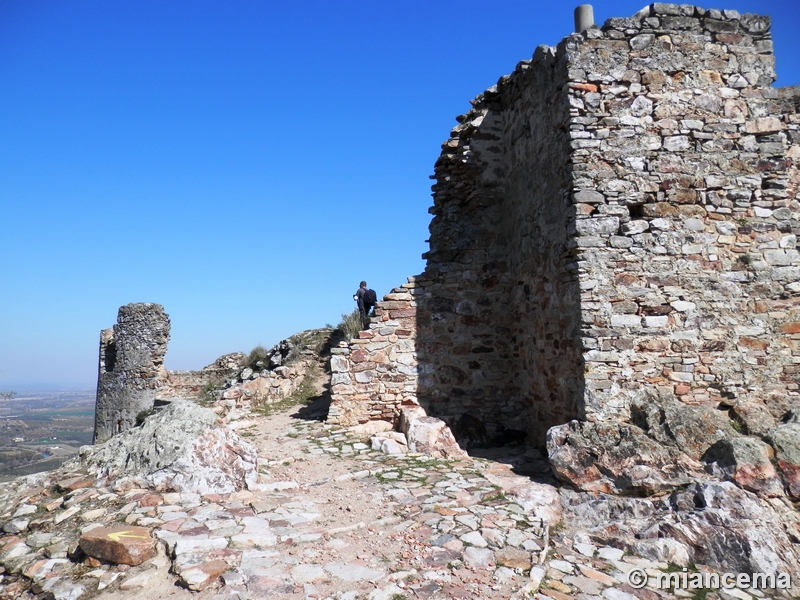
[353,281,377,328]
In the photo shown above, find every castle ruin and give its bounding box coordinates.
[93,303,171,444]
[328,2,800,484]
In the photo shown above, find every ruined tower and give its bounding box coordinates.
[93,303,170,444]
[329,3,800,450]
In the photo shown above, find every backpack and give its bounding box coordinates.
[364,289,377,308]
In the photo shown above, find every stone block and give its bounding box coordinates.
[573,190,605,204]
[78,526,155,566]
[611,315,641,327]
[330,356,349,372]
[576,216,620,236]
[406,417,467,458]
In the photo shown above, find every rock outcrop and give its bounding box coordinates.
[82,400,258,494]
[211,329,333,421]
[767,411,800,499]
[562,481,800,582]
[547,419,710,495]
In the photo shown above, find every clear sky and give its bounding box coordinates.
[1,1,799,391]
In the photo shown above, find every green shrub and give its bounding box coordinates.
[246,345,270,370]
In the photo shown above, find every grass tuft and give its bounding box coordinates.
[337,309,363,342]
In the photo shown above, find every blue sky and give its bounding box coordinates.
[1,0,799,391]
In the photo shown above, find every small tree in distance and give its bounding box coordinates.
[0,371,16,401]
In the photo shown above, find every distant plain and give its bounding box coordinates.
[0,390,95,480]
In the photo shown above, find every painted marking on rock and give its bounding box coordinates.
[107,531,149,542]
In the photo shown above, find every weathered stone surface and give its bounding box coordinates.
[463,546,494,570]
[178,558,229,591]
[2,520,28,534]
[663,483,800,577]
[630,539,690,567]
[350,420,393,436]
[630,391,735,460]
[398,405,427,435]
[119,572,152,590]
[83,400,258,494]
[766,413,800,499]
[548,420,708,495]
[406,417,467,458]
[703,437,784,497]
[324,562,385,582]
[78,526,155,566]
[730,400,777,436]
[494,547,531,569]
[562,481,800,581]
[370,432,408,455]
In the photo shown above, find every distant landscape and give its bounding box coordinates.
[0,390,95,480]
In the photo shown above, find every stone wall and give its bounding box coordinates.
[158,353,244,401]
[93,304,170,444]
[566,5,799,433]
[328,285,420,425]
[420,43,583,444]
[329,3,800,450]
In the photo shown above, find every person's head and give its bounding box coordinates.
[360,281,367,288]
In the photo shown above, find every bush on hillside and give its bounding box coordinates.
[246,345,270,370]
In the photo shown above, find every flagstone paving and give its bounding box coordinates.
[1,402,794,599]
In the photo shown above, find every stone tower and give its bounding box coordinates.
[93,303,171,444]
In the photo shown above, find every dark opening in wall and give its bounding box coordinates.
[104,341,117,373]
[628,203,645,218]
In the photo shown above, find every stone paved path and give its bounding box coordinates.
[1,399,792,599]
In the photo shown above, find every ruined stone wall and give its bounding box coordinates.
[328,3,800,448]
[158,354,244,401]
[416,45,584,443]
[93,303,170,444]
[329,48,583,439]
[328,284,420,425]
[566,5,800,431]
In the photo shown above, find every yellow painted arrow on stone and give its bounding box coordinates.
[107,530,149,542]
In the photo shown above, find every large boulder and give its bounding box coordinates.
[82,400,258,493]
[561,482,800,582]
[406,416,467,459]
[547,420,708,495]
[703,437,784,497]
[630,390,737,460]
[661,483,800,578]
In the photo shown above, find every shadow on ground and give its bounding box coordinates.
[291,388,331,422]
[468,445,558,486]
